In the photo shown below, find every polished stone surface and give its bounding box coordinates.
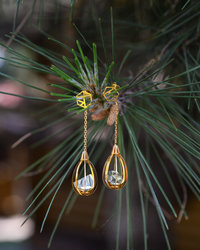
[108,171,122,185]
[74,174,93,191]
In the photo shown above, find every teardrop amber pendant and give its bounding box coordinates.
[102,144,128,190]
[72,151,97,196]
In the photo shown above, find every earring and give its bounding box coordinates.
[72,91,97,196]
[102,83,128,190]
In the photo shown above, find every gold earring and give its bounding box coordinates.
[72,91,97,196]
[102,83,128,190]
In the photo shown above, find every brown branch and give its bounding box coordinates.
[177,180,188,223]
[141,180,174,220]
[11,132,32,149]
[3,9,32,52]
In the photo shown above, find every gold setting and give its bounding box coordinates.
[72,91,97,196]
[76,90,92,109]
[102,144,128,189]
[72,151,97,196]
[102,83,128,190]
[103,83,119,102]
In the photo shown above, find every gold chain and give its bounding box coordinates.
[114,101,118,145]
[84,110,87,151]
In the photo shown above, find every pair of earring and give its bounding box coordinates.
[72,83,128,196]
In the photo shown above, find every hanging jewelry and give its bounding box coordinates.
[102,83,128,190]
[72,91,97,196]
